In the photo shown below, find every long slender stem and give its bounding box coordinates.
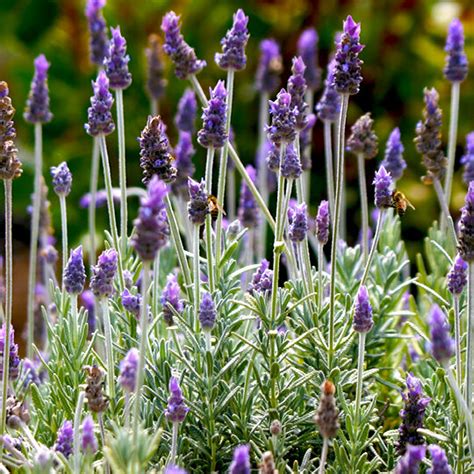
[73,391,85,474]
[454,296,462,388]
[466,262,474,410]
[98,413,110,474]
[357,153,369,262]
[227,167,236,221]
[115,89,128,257]
[133,261,151,444]
[0,180,12,436]
[303,90,314,203]
[152,253,160,317]
[151,99,158,117]
[59,195,68,281]
[328,94,349,370]
[170,422,179,465]
[324,121,335,219]
[433,178,458,247]
[101,299,115,402]
[98,135,124,291]
[193,225,201,333]
[318,242,324,313]
[319,437,329,474]
[88,138,100,270]
[205,147,215,292]
[355,332,366,423]
[26,123,42,360]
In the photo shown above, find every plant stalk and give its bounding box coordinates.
[193,225,201,333]
[88,138,100,269]
[323,120,335,219]
[466,262,474,410]
[454,295,462,388]
[205,147,215,292]
[73,391,85,474]
[355,332,366,424]
[101,298,115,402]
[319,437,329,474]
[433,178,457,247]
[357,153,369,263]
[170,421,179,465]
[318,242,324,313]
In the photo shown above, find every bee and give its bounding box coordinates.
[208,194,226,221]
[390,190,415,216]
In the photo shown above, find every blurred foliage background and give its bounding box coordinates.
[0,0,473,261]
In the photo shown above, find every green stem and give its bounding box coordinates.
[303,90,314,203]
[454,295,462,388]
[70,295,78,348]
[151,98,159,117]
[205,147,215,292]
[357,153,369,263]
[59,195,69,282]
[433,178,458,247]
[73,391,85,474]
[323,120,335,219]
[318,242,324,313]
[226,167,236,222]
[152,252,160,317]
[193,225,201,333]
[466,263,474,410]
[170,421,179,464]
[355,332,366,423]
[101,299,115,402]
[88,138,100,270]
[319,437,329,474]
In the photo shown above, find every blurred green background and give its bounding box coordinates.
[0,0,473,259]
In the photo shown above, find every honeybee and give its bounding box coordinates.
[208,194,226,221]
[390,190,415,216]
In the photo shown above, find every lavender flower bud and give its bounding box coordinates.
[280,142,302,179]
[373,165,393,209]
[164,466,188,474]
[121,288,141,318]
[346,113,378,159]
[24,54,53,124]
[85,70,115,137]
[270,419,281,436]
[138,115,177,185]
[199,292,217,331]
[104,26,132,90]
[444,19,468,83]
[381,127,406,181]
[458,182,474,262]
[287,56,309,130]
[81,290,96,334]
[81,416,98,455]
[187,178,209,225]
[297,28,321,91]
[165,376,189,423]
[90,248,118,298]
[255,39,282,94]
[316,59,341,122]
[0,323,20,380]
[248,259,273,295]
[414,87,447,185]
[461,132,474,185]
[175,89,197,134]
[314,380,339,439]
[316,200,330,246]
[238,165,259,228]
[118,347,139,392]
[288,202,308,242]
[447,254,468,295]
[395,444,426,474]
[131,176,169,262]
[332,16,364,95]
[161,11,206,79]
[85,0,108,66]
[230,444,251,474]
[427,445,452,474]
[267,89,298,145]
[161,273,183,326]
[172,131,195,198]
[353,285,373,333]
[145,34,167,100]
[428,304,455,364]
[50,161,72,196]
[396,373,430,455]
[63,246,86,295]
[197,80,228,149]
[54,420,73,458]
[215,9,249,71]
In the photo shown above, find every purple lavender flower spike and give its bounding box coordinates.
[288,202,308,242]
[297,28,321,91]
[164,466,188,474]
[427,444,452,474]
[22,357,42,387]
[316,200,330,246]
[161,273,183,326]
[145,34,167,100]
[265,140,280,172]
[267,89,298,145]
[104,26,132,90]
[396,373,430,454]
[229,444,251,474]
[81,290,96,334]
[447,254,468,295]
[175,89,197,134]
[458,182,474,262]
[0,323,20,380]
[332,15,364,95]
[215,9,249,71]
[187,178,209,225]
[50,162,72,196]
[461,132,474,185]
[199,292,217,331]
[138,115,177,185]
[24,54,53,124]
[161,11,206,79]
[172,131,195,197]
[81,415,98,454]
[248,259,273,295]
[90,248,118,298]
[63,246,86,295]
[54,420,73,458]
[428,304,455,364]
[165,376,189,423]
[381,128,406,181]
[85,70,115,137]
[118,347,139,392]
[346,113,378,159]
[131,175,169,262]
[280,142,302,179]
[121,288,141,318]
[85,0,108,66]
[256,39,282,93]
[395,444,426,474]
[197,80,228,149]
[444,19,468,83]
[287,56,309,130]
[316,59,341,122]
[353,286,373,333]
[238,165,259,229]
[373,165,393,209]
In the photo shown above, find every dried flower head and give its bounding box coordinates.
[315,380,339,439]
[84,365,109,413]
[24,54,53,124]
